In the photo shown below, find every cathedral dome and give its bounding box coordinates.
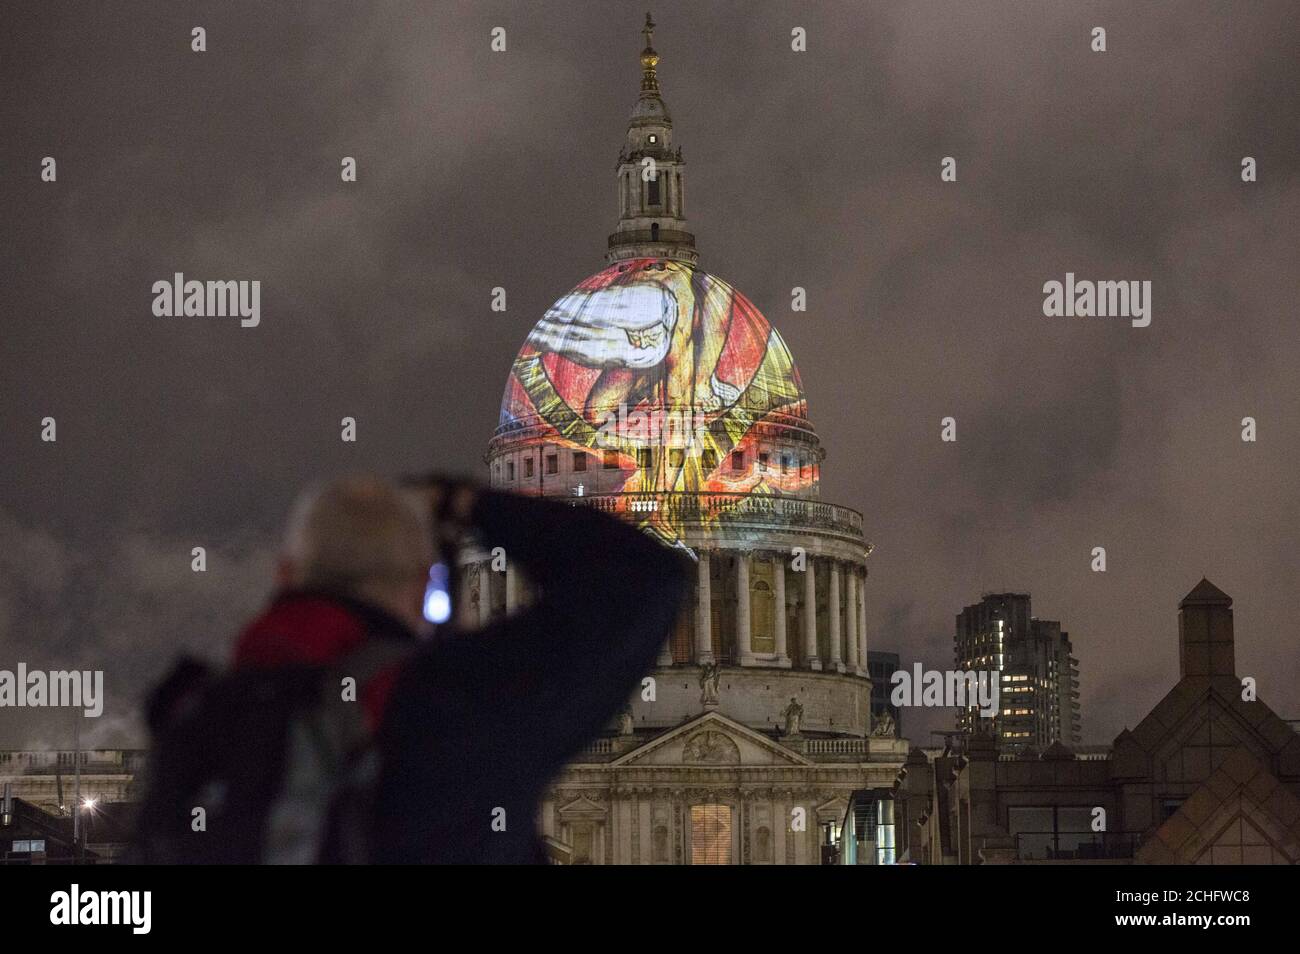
[500,258,809,424]
[486,21,827,525]
[494,260,820,507]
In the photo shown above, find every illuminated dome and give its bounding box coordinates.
[463,16,886,770]
[491,258,824,526]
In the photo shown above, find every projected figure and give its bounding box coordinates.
[502,259,810,545]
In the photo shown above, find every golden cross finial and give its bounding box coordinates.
[638,12,660,91]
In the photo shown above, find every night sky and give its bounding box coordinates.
[2,1,1297,748]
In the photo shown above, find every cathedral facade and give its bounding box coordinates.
[456,16,908,864]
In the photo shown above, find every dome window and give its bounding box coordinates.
[730,451,745,471]
[545,453,558,475]
[573,452,587,472]
[524,457,535,479]
[506,460,515,481]
[603,450,621,470]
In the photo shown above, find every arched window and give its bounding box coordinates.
[650,221,660,241]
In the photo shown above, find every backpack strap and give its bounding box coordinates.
[262,639,417,864]
[304,637,417,765]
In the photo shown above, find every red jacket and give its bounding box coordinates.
[232,591,413,731]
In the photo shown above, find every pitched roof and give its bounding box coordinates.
[1180,577,1232,607]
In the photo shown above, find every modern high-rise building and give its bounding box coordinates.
[954,593,1081,751]
[904,581,1300,865]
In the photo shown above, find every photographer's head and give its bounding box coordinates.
[278,475,433,632]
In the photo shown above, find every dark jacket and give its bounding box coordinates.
[373,488,690,864]
[231,487,690,864]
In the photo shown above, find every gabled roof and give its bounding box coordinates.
[1111,674,1300,783]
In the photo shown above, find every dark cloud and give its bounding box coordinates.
[2,1,1297,747]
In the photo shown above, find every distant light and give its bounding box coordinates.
[82,798,97,811]
[423,562,452,624]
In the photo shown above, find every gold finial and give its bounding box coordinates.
[640,12,660,92]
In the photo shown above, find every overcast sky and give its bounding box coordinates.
[2,1,1297,748]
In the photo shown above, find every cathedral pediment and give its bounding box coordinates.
[612,712,813,767]
[814,795,851,823]
[557,795,608,820]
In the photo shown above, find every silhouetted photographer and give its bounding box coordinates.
[135,474,689,864]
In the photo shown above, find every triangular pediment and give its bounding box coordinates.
[814,795,850,822]
[557,795,608,820]
[612,711,812,767]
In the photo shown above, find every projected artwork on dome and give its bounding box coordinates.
[499,259,814,546]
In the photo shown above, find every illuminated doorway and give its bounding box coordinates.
[689,803,733,864]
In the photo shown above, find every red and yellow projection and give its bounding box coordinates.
[499,259,813,544]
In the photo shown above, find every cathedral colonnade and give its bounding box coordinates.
[458,547,869,679]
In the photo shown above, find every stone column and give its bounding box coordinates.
[478,561,493,625]
[457,562,476,628]
[696,550,713,663]
[858,573,869,674]
[803,558,820,670]
[828,562,843,671]
[657,592,676,667]
[737,552,753,665]
[773,555,790,667]
[505,561,520,614]
[845,567,858,673]
[657,635,675,667]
